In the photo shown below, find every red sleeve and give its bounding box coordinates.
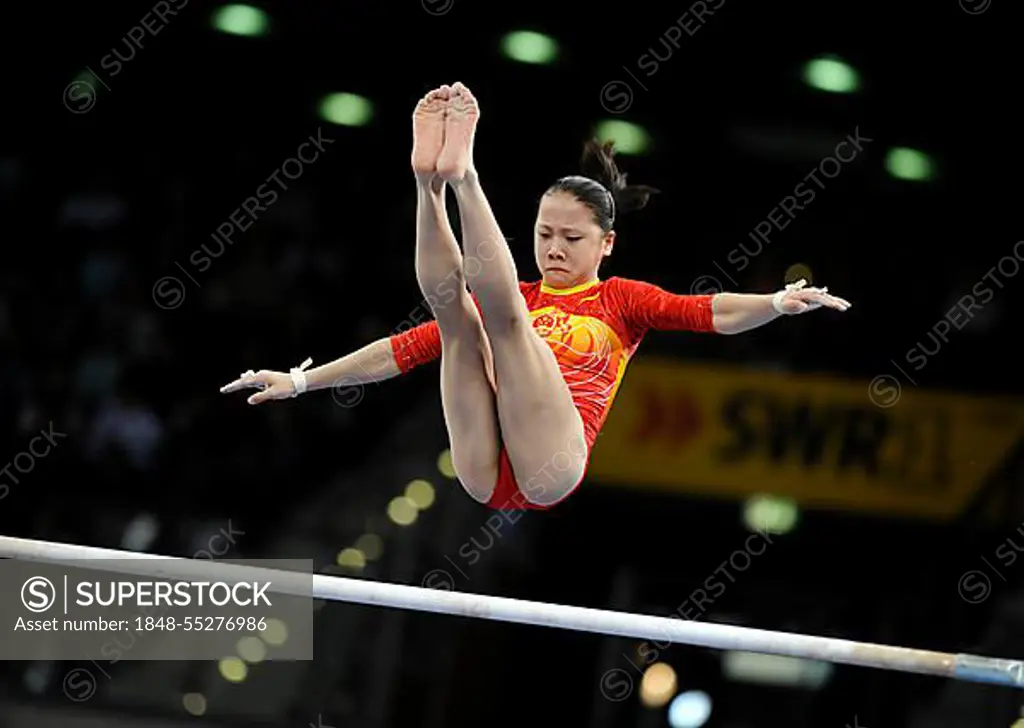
[389,320,442,373]
[610,277,716,334]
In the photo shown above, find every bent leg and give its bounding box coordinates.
[414,178,500,503]
[439,298,501,504]
[489,327,589,506]
[442,85,587,505]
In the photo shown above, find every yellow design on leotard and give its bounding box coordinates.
[528,306,631,441]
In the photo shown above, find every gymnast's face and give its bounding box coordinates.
[534,191,614,289]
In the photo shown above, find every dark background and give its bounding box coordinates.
[1,0,1022,726]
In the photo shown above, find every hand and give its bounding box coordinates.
[219,369,294,405]
[774,279,851,315]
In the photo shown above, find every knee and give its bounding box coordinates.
[516,447,588,507]
[450,448,498,503]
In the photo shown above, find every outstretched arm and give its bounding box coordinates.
[220,320,441,404]
[309,317,444,387]
[302,338,404,390]
[711,279,850,334]
[613,277,850,336]
[710,294,781,334]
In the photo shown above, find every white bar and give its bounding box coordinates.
[0,535,1020,687]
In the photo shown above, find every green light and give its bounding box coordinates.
[500,30,558,65]
[885,147,935,181]
[319,93,373,127]
[212,4,269,37]
[593,120,650,155]
[743,494,799,535]
[802,56,859,93]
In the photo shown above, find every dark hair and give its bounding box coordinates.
[546,139,659,232]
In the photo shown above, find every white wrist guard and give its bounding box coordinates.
[772,289,789,314]
[289,357,313,397]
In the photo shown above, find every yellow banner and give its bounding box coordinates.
[588,359,1024,519]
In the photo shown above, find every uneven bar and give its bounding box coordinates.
[0,535,1019,687]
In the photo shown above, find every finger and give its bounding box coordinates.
[221,377,257,393]
[791,292,824,307]
[220,370,265,393]
[814,292,849,309]
[815,295,849,311]
[807,285,850,309]
[247,387,277,405]
[220,377,249,393]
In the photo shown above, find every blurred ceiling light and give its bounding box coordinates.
[75,69,98,86]
[640,662,678,708]
[217,657,247,683]
[437,449,456,478]
[885,147,935,181]
[387,496,418,526]
[236,636,267,663]
[743,494,798,535]
[355,533,383,560]
[211,5,269,37]
[22,663,49,695]
[722,651,833,689]
[500,31,558,64]
[667,690,712,728]
[594,120,650,155]
[260,618,288,646]
[784,263,813,286]
[405,479,435,509]
[319,93,374,127]
[336,548,366,569]
[802,56,859,93]
[182,693,207,716]
[121,513,159,551]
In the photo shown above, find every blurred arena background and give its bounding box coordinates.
[2,0,1023,726]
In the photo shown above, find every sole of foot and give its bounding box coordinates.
[437,82,479,183]
[412,85,451,179]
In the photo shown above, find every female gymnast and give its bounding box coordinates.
[221,82,850,511]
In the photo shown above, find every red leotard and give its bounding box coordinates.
[389,277,717,509]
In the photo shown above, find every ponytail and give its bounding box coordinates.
[580,138,659,215]
[547,138,659,231]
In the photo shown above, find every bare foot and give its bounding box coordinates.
[437,82,479,183]
[412,86,450,181]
